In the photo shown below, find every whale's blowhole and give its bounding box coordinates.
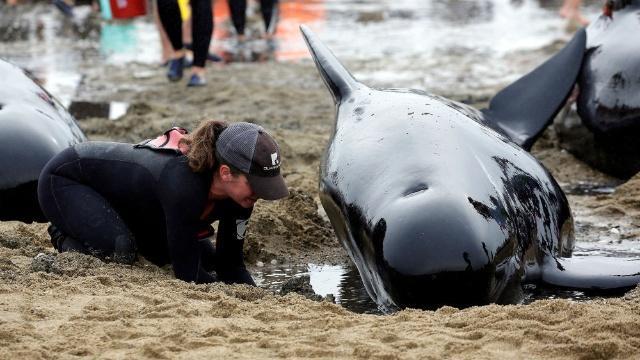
[402,183,429,197]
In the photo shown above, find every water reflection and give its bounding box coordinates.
[68,100,129,120]
[562,182,618,196]
[211,0,326,62]
[521,284,612,304]
[574,241,640,258]
[209,0,602,72]
[254,260,630,314]
[335,265,381,314]
[253,263,380,314]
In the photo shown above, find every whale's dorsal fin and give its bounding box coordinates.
[300,25,361,104]
[531,256,640,292]
[481,28,587,150]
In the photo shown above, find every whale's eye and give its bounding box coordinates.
[403,184,429,197]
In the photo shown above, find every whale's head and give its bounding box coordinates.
[338,180,522,310]
[301,26,542,310]
[580,3,640,134]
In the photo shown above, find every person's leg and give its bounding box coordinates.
[153,1,173,65]
[183,15,193,45]
[157,0,184,51]
[38,150,136,264]
[157,0,186,80]
[259,0,277,36]
[188,0,213,86]
[227,0,247,40]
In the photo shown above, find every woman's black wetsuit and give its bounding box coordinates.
[228,0,278,36]
[156,0,212,68]
[38,141,254,285]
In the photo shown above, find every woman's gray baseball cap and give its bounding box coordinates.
[215,122,289,200]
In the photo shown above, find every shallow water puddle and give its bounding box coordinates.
[255,254,635,314]
[253,263,380,314]
[573,216,637,253]
[563,182,618,196]
[69,100,129,120]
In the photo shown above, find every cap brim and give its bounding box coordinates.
[247,173,289,200]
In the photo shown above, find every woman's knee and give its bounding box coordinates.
[37,147,80,227]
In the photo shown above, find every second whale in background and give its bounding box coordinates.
[556,0,640,178]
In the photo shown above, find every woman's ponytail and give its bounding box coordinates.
[180,120,228,172]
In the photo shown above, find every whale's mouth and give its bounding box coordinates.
[592,103,640,131]
[382,267,499,309]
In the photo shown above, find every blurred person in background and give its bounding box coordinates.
[227,0,278,43]
[559,0,590,25]
[156,0,213,86]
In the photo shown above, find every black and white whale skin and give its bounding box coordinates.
[300,26,640,311]
[0,59,86,223]
[556,0,640,178]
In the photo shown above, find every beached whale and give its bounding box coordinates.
[555,0,640,178]
[0,58,86,223]
[300,25,640,311]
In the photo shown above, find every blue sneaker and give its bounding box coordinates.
[53,0,74,17]
[167,57,185,82]
[187,74,207,87]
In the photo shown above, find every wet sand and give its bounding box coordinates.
[2,32,640,360]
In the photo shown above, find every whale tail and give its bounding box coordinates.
[481,28,587,150]
[299,25,362,104]
[530,255,640,293]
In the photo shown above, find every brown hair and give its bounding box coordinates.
[180,120,228,173]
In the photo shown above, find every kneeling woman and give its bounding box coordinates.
[38,120,288,285]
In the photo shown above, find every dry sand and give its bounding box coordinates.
[2,58,640,358]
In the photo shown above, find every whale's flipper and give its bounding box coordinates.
[536,256,640,292]
[481,29,587,150]
[300,25,362,104]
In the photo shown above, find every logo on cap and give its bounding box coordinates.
[263,152,280,171]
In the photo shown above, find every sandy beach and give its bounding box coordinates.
[2,0,640,358]
[0,59,639,358]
